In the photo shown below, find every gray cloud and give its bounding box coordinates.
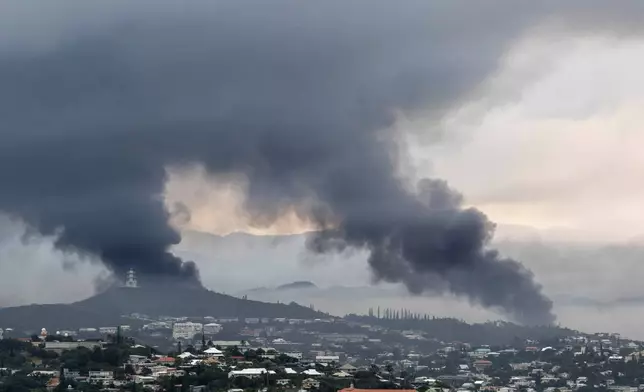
[1,0,643,323]
[0,216,103,306]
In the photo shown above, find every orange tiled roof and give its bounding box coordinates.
[46,377,61,387]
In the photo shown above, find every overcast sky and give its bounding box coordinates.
[164,30,644,242]
[2,0,644,334]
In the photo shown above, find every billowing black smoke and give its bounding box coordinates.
[1,0,643,323]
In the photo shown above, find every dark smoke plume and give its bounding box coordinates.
[1,0,643,323]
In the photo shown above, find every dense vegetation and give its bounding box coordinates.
[346,314,580,346]
[0,336,152,392]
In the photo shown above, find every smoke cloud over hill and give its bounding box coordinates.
[1,0,643,323]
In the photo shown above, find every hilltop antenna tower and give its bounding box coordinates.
[124,268,138,288]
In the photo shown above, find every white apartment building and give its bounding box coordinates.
[203,323,222,336]
[172,322,203,340]
[88,370,114,384]
[143,321,172,330]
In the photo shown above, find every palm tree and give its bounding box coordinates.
[385,363,394,383]
[370,364,380,374]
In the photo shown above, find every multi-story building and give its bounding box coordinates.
[203,323,222,336]
[172,322,203,340]
[143,322,172,330]
[88,370,114,384]
[99,327,118,335]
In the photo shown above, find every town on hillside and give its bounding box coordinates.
[2,310,644,392]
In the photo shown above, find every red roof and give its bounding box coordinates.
[46,377,60,388]
[155,356,175,363]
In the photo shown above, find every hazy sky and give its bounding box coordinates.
[415,34,644,240]
[165,31,644,241]
[2,0,644,334]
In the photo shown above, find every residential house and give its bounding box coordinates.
[228,368,275,378]
[203,347,224,358]
[338,364,357,374]
[302,378,321,389]
[88,370,114,384]
[473,360,493,372]
[302,369,324,377]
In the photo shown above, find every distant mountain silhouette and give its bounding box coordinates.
[276,281,318,290]
[553,293,644,309]
[0,283,327,331]
[245,281,318,293]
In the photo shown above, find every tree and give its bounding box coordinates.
[244,349,257,361]
[124,364,136,375]
[116,326,123,345]
[114,368,127,381]
[385,363,394,383]
[277,353,297,365]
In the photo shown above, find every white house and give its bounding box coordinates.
[204,347,224,358]
[228,368,275,378]
[302,369,323,377]
[203,323,222,336]
[88,370,114,384]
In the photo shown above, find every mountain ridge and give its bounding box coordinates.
[0,284,328,331]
